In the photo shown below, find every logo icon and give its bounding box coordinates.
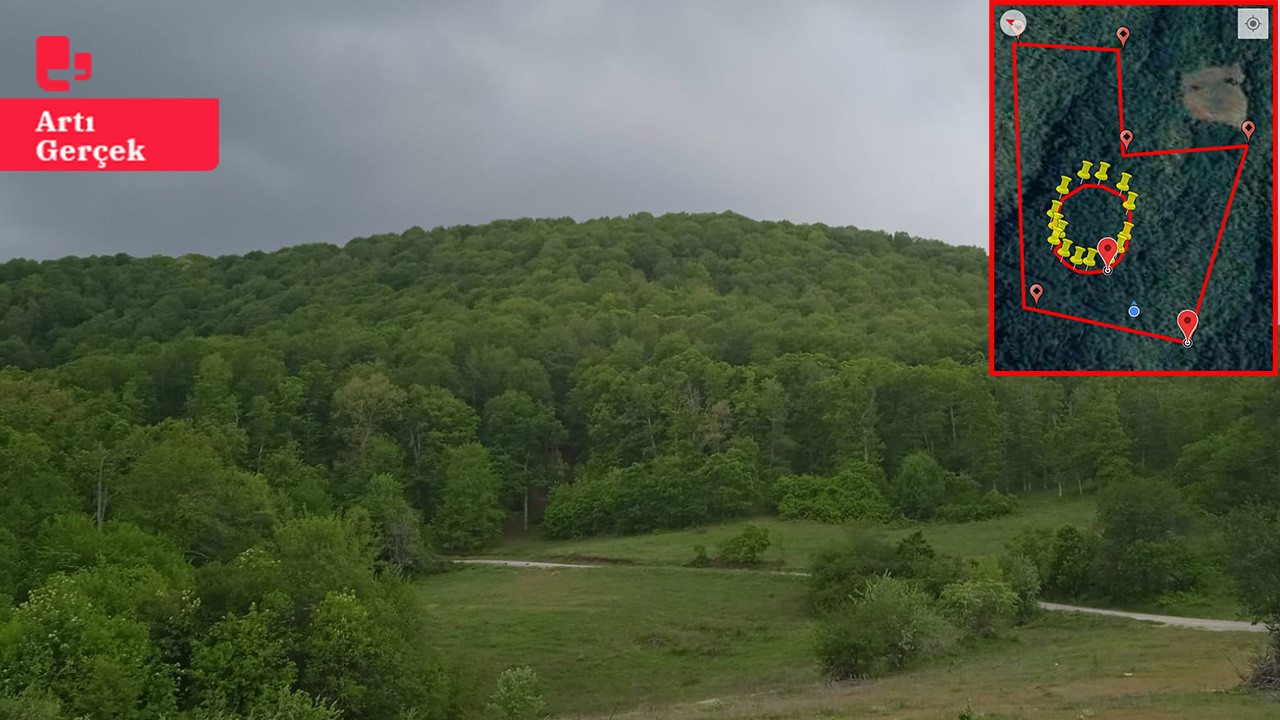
[36,36,92,92]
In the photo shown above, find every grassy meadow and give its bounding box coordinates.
[420,563,1274,719]
[484,494,1098,569]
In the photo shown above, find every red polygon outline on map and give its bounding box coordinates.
[988,0,1279,376]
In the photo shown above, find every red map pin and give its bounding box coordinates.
[1117,27,1130,48]
[1242,120,1255,140]
[1029,284,1043,306]
[1177,309,1198,346]
[1097,237,1118,274]
[1120,129,1133,152]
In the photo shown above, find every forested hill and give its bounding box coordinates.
[0,212,987,373]
[3,212,1280,719]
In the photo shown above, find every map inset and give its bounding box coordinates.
[991,4,1277,373]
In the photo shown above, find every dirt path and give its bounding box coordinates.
[1038,601,1266,632]
[454,559,1268,633]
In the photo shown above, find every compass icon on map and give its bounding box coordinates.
[1000,10,1027,37]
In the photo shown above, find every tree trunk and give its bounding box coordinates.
[94,450,108,530]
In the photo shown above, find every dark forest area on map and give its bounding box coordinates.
[993,5,1275,373]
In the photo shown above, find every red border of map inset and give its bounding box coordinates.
[988,0,1279,377]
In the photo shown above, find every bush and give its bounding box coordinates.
[939,579,1019,638]
[808,531,967,613]
[717,523,771,565]
[484,666,546,720]
[1098,538,1201,601]
[1045,526,1099,599]
[775,461,893,523]
[543,455,748,538]
[1093,479,1202,601]
[886,452,951,519]
[893,531,967,597]
[938,490,1018,523]
[0,693,64,720]
[815,575,954,679]
[1004,527,1054,583]
[807,532,899,613]
[686,544,710,567]
[998,553,1042,620]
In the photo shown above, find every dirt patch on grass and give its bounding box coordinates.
[1182,65,1248,125]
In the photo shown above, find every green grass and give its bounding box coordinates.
[481,492,1250,621]
[484,492,1098,569]
[420,562,1275,720]
[420,565,817,716]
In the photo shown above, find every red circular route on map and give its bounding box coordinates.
[1052,183,1133,275]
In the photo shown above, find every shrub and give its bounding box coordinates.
[1098,538,1201,601]
[815,575,954,679]
[0,693,64,720]
[938,490,1018,523]
[542,455,742,538]
[686,544,710,568]
[718,523,771,565]
[775,461,893,523]
[540,472,619,539]
[1095,479,1200,600]
[998,553,1042,621]
[886,451,951,519]
[809,531,967,612]
[939,579,1019,638]
[807,532,898,613]
[484,666,546,720]
[893,531,967,597]
[1045,526,1099,599]
[1004,527,1054,583]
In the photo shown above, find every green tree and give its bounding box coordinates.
[115,421,275,562]
[0,574,177,720]
[887,451,950,520]
[189,602,297,715]
[1095,478,1199,600]
[431,443,504,552]
[482,390,565,529]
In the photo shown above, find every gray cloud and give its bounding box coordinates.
[0,0,986,260]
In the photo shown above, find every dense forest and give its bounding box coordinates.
[1,212,1279,718]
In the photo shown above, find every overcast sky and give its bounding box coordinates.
[0,1,986,261]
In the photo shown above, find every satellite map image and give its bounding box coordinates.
[991,3,1277,374]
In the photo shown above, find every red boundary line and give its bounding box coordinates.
[989,1,1278,376]
[1198,147,1249,313]
[1027,306,1182,342]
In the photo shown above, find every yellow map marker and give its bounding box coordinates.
[1077,161,1093,180]
[1046,200,1062,217]
[1081,247,1099,268]
[1116,172,1131,192]
[1056,176,1072,194]
[1094,162,1110,181]
[1069,244,1088,265]
[1123,192,1138,210]
[1057,238,1074,258]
